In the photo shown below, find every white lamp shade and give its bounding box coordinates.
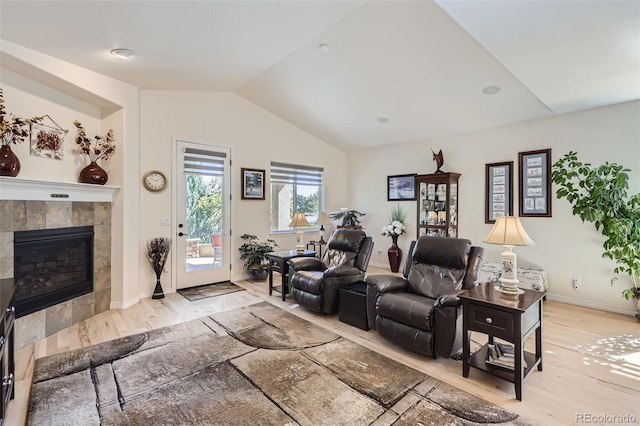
[484,216,535,247]
[315,212,332,226]
[289,212,310,228]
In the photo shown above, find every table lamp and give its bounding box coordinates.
[289,212,310,253]
[315,212,332,244]
[483,216,535,294]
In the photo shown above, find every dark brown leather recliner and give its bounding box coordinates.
[288,229,374,314]
[366,236,484,358]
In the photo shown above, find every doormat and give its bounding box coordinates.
[177,281,244,301]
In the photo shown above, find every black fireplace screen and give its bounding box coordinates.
[14,226,94,317]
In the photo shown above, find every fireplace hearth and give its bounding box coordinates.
[14,226,94,318]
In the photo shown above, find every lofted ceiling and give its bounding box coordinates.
[1,1,638,151]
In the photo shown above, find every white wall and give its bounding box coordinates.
[0,69,102,182]
[350,100,640,314]
[139,90,349,293]
[4,39,637,314]
[1,40,141,309]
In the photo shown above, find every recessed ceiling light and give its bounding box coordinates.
[482,85,501,95]
[318,43,330,53]
[377,117,390,124]
[110,48,133,59]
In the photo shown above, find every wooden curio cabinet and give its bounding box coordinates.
[416,172,460,238]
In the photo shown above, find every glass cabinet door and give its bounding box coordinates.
[416,173,460,238]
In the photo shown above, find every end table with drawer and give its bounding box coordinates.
[459,283,544,401]
[267,250,316,301]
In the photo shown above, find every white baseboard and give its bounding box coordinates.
[110,296,140,310]
[545,293,636,316]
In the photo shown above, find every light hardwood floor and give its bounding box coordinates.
[9,266,640,426]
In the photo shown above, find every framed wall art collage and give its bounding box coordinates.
[485,161,513,223]
[485,149,551,223]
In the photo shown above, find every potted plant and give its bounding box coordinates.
[329,209,366,229]
[382,204,408,272]
[145,237,172,299]
[551,151,640,319]
[238,234,278,281]
[0,88,43,177]
[211,225,223,247]
[73,120,116,185]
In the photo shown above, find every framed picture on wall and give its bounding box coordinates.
[387,174,417,201]
[518,149,552,217]
[241,168,265,200]
[485,161,513,223]
[29,115,68,160]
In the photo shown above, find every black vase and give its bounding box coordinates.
[152,279,165,299]
[388,235,403,273]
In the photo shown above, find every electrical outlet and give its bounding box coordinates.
[572,276,581,290]
[378,249,382,254]
[161,217,170,226]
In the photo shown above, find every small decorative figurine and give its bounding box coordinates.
[432,149,444,173]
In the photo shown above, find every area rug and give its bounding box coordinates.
[28,301,537,425]
[177,281,244,301]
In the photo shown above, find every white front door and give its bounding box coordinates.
[175,140,231,289]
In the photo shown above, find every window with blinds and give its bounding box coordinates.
[270,162,324,232]
[183,148,226,176]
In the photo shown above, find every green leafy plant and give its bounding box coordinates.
[551,151,640,302]
[329,209,366,227]
[238,234,278,273]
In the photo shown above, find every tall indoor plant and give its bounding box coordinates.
[238,234,278,281]
[551,151,640,318]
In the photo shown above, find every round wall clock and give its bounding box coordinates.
[143,170,167,192]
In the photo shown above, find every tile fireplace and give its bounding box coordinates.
[0,200,112,350]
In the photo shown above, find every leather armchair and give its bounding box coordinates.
[366,236,484,358]
[289,229,374,314]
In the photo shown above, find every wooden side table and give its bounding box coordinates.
[306,240,326,259]
[267,250,316,301]
[459,283,544,401]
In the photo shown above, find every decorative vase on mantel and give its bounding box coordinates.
[0,144,21,177]
[388,234,403,273]
[78,161,108,185]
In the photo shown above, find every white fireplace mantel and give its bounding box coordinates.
[0,177,120,202]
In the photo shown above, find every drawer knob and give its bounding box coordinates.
[485,317,493,324]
